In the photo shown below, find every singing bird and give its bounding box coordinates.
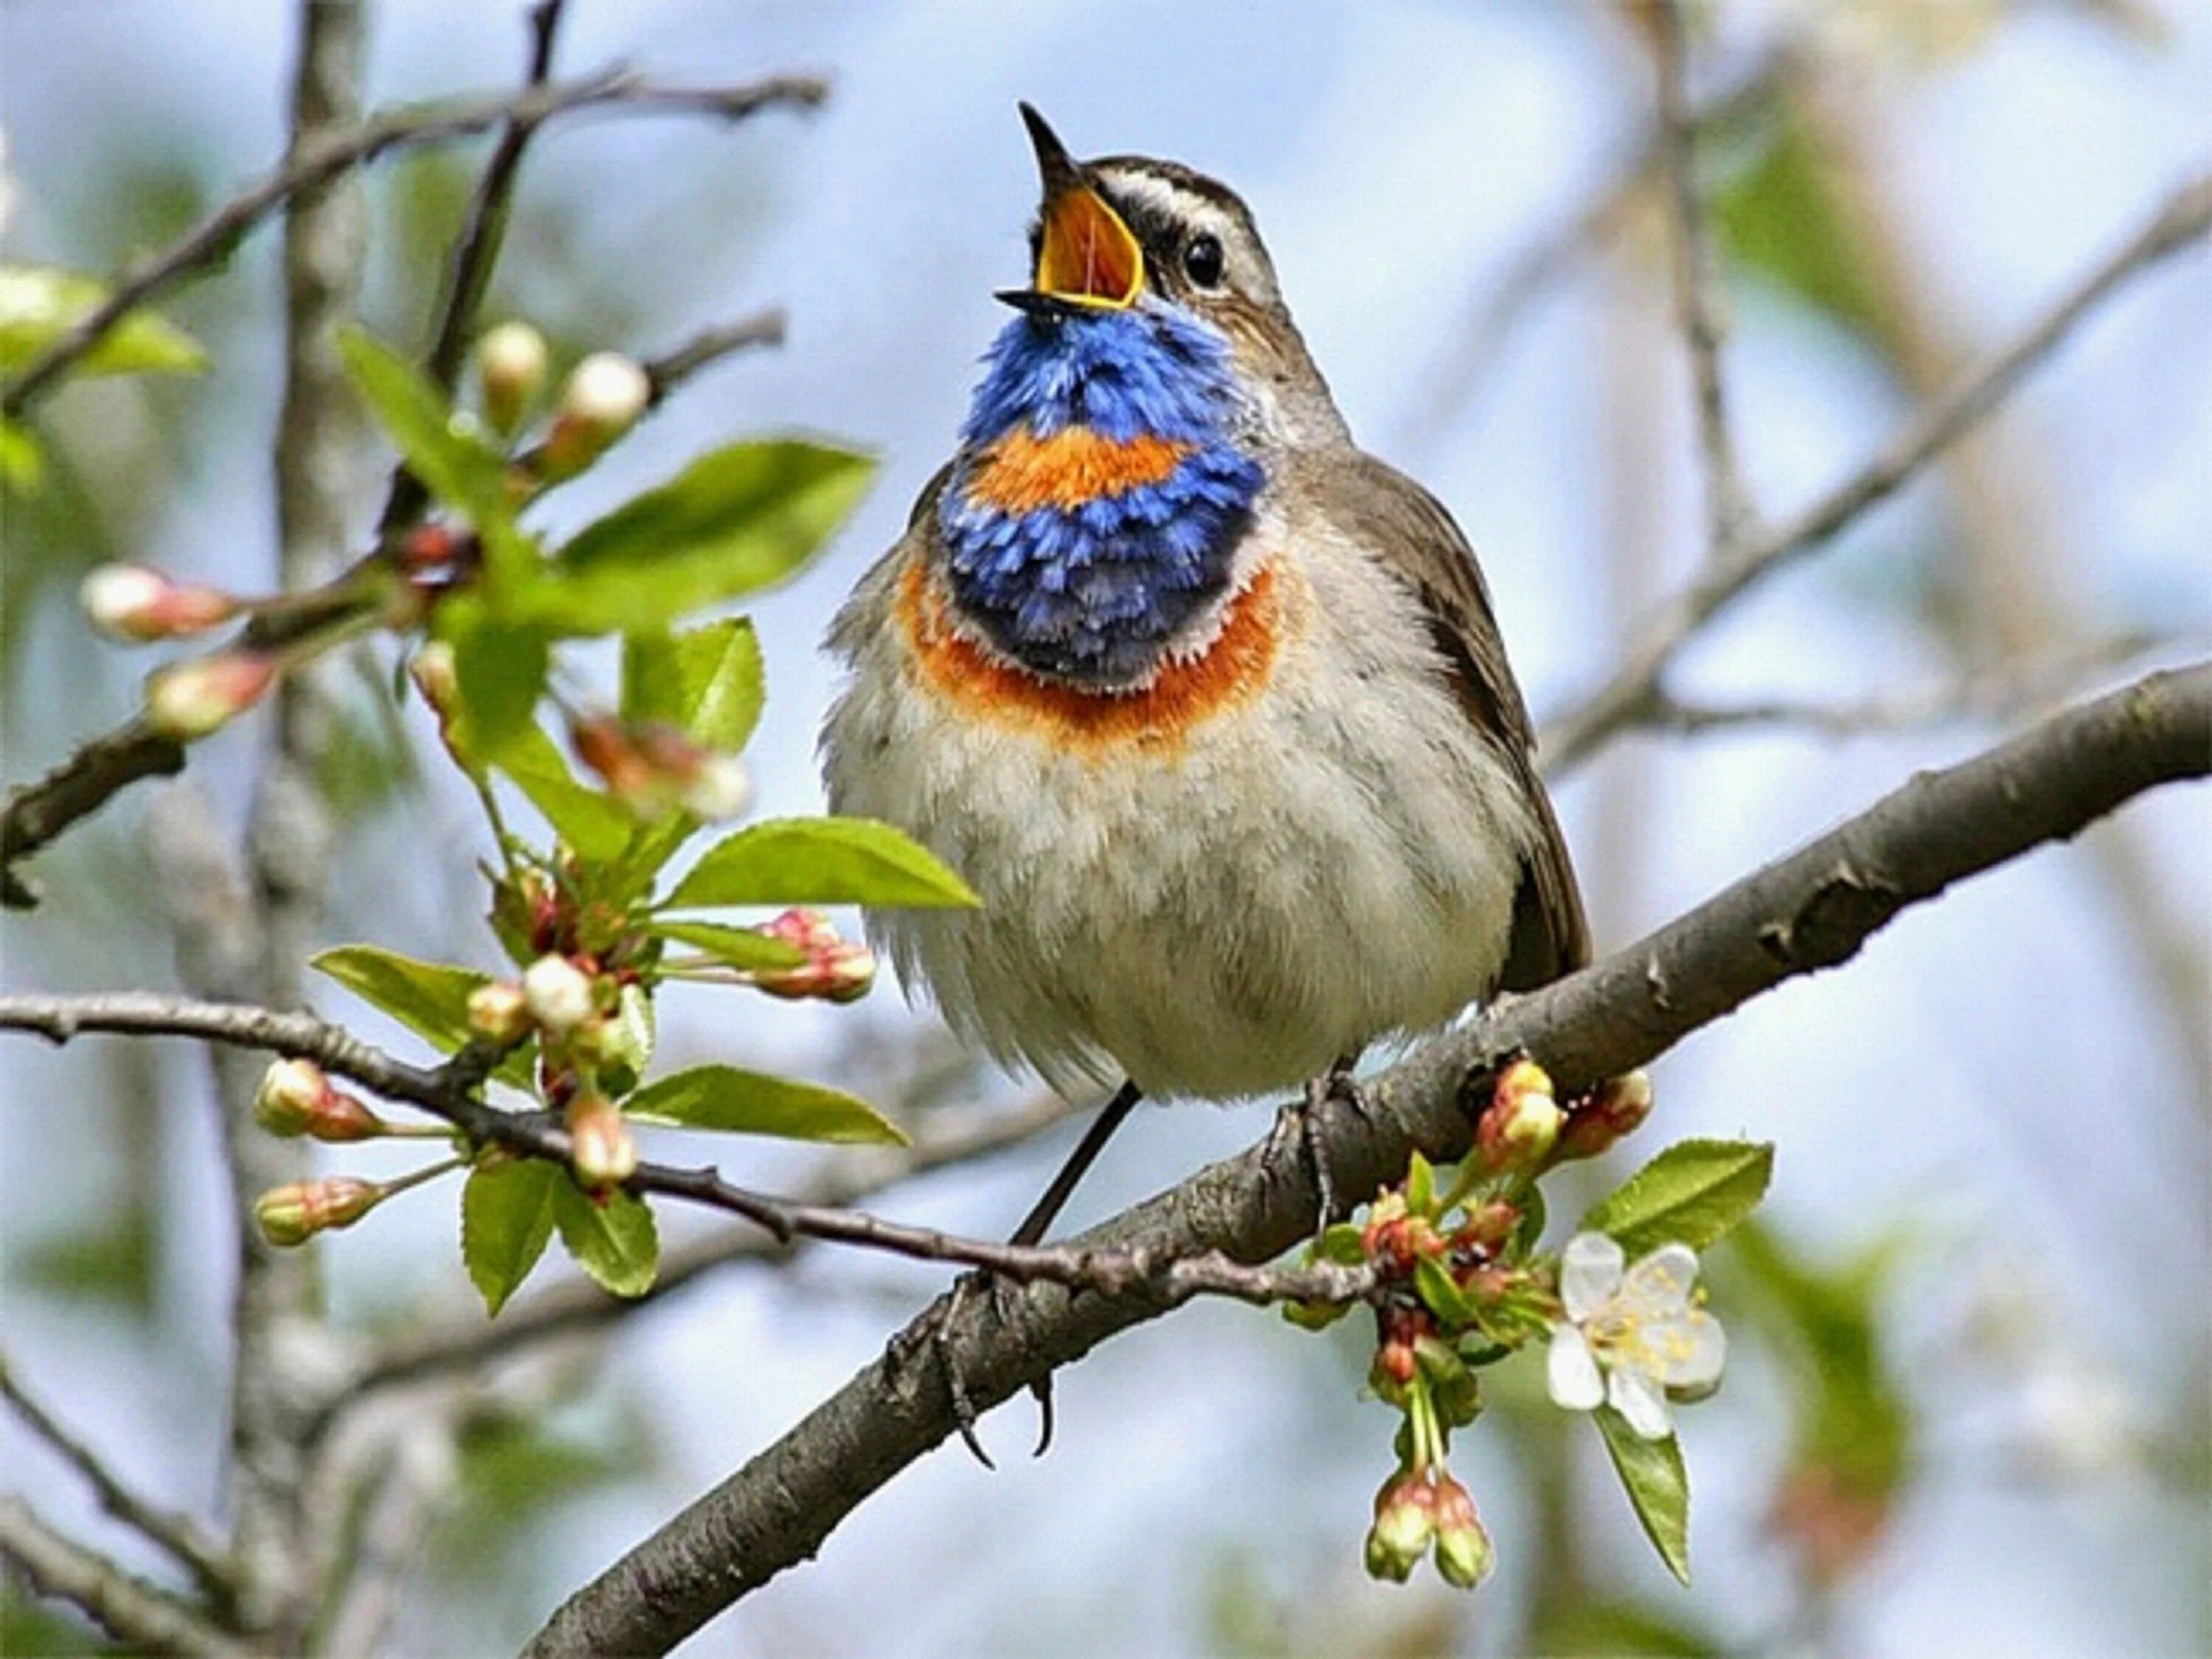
[824,107,1589,1254]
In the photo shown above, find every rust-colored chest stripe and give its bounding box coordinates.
[895,555,1292,754]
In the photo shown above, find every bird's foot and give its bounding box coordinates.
[1263,1058,1365,1234]
[885,1270,1047,1469]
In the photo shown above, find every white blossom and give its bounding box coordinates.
[1547,1231,1725,1441]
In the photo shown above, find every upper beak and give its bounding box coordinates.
[995,103,1143,314]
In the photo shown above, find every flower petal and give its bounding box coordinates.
[1561,1231,1626,1323]
[1622,1241,1699,1317]
[1643,1308,1727,1391]
[1609,1365,1674,1441]
[1547,1325,1605,1412]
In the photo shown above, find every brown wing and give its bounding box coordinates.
[1328,452,1592,989]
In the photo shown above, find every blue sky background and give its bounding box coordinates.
[4,1,2208,1654]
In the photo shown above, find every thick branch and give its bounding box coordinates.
[0,1498,248,1659]
[521,662,2211,1657]
[1543,170,2212,771]
[0,71,826,416]
[0,1354,238,1598]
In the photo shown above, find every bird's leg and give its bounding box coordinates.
[890,1081,1145,1467]
[1263,1054,1365,1233]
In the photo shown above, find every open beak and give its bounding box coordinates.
[995,104,1143,316]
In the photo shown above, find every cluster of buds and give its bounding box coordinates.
[142,651,280,741]
[1473,1057,1562,1176]
[1365,1469,1494,1589]
[747,908,876,1004]
[253,1059,386,1142]
[254,1176,384,1247]
[468,948,643,1188]
[536,351,649,481]
[569,713,752,822]
[80,563,242,642]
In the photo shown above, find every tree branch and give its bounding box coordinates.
[0,1354,238,1599]
[1542,170,2212,772]
[0,70,827,416]
[519,661,2211,1657]
[0,1497,249,1659]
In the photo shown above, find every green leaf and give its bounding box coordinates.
[310,944,534,1088]
[0,264,207,377]
[1711,112,1888,347]
[671,618,765,752]
[647,918,805,971]
[1414,1255,1475,1327]
[461,1159,558,1316]
[0,418,44,493]
[620,629,686,727]
[665,816,978,911]
[1595,1406,1692,1586]
[441,599,550,757]
[625,1064,909,1146]
[1581,1140,1773,1258]
[495,726,633,862]
[1404,1151,1435,1214]
[551,1180,659,1298]
[336,328,514,534]
[519,440,875,634]
[1310,1222,1367,1268]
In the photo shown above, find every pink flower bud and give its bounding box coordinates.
[566,1092,637,1186]
[1364,1472,1437,1584]
[522,953,597,1035]
[752,940,877,1004]
[1557,1069,1656,1161]
[254,1058,333,1136]
[143,652,277,740]
[254,1176,381,1246]
[1430,1475,1494,1589]
[474,319,549,435]
[1475,1058,1561,1176]
[80,563,240,642]
[466,980,533,1044]
[539,352,648,478]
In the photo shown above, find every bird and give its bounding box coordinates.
[822,105,1589,1447]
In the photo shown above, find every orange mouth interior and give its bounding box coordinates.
[1034,188,1143,308]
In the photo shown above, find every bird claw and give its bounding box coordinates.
[889,1269,1054,1469]
[1264,1061,1365,1233]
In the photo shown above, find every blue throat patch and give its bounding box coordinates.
[937,303,1265,685]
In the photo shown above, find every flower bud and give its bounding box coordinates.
[1557,1068,1656,1161]
[677,752,752,822]
[1460,1199,1522,1254]
[566,1092,637,1186]
[467,980,533,1044]
[409,641,460,715]
[539,352,649,478]
[474,319,549,434]
[752,940,877,1004]
[81,563,240,642]
[1476,1058,1561,1176]
[254,1176,381,1246]
[522,953,597,1035]
[144,652,278,740]
[1430,1475,1495,1589]
[1364,1472,1437,1584]
[254,1058,333,1136]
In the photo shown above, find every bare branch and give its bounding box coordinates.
[0,1354,238,1598]
[520,662,2211,1657]
[0,1497,249,1659]
[0,70,827,416]
[642,308,788,406]
[1,718,184,909]
[1542,170,2212,772]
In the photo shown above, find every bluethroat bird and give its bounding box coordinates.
[822,107,1589,1449]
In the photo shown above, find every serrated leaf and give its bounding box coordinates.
[625,1064,909,1146]
[519,440,875,634]
[310,944,535,1088]
[620,629,686,727]
[1595,1405,1692,1586]
[551,1180,658,1298]
[648,918,806,971]
[672,618,764,752]
[336,328,516,540]
[461,1159,558,1316]
[1581,1140,1773,1257]
[0,264,207,377]
[665,816,978,911]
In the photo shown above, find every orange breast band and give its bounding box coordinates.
[962,425,1192,515]
[895,557,1292,755]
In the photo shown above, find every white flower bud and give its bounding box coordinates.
[521,953,597,1034]
[678,753,753,822]
[474,319,550,434]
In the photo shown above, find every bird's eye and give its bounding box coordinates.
[1181,233,1225,289]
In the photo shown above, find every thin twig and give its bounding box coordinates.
[1649,0,1755,553]
[0,69,827,416]
[1542,170,2212,772]
[521,660,2212,1657]
[0,994,1378,1312]
[0,1354,238,1598]
[642,308,788,406]
[0,1497,250,1659]
[0,718,184,908]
